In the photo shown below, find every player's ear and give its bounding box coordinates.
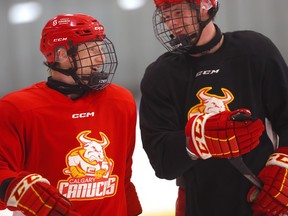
[55,47,69,63]
[201,0,213,10]
[200,0,211,20]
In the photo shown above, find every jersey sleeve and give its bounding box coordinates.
[139,55,196,180]
[0,100,25,208]
[261,39,288,149]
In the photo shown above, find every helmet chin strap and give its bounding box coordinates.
[171,3,220,55]
[44,62,84,85]
[45,55,91,97]
[187,24,222,55]
[44,44,88,89]
[169,32,198,47]
[46,76,88,97]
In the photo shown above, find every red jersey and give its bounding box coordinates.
[0,82,142,215]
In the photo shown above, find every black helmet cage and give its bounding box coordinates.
[67,36,118,90]
[153,1,217,53]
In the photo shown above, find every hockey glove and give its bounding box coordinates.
[247,148,288,216]
[4,173,81,216]
[185,109,264,160]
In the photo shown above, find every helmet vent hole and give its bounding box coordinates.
[75,30,92,36]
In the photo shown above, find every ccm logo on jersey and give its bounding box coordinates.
[72,112,95,119]
[196,69,220,77]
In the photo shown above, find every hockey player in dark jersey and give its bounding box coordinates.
[0,14,142,215]
[140,0,288,215]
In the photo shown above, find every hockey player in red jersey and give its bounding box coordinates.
[140,0,288,215]
[0,13,142,216]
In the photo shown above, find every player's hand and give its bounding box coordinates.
[5,173,81,216]
[185,109,264,160]
[247,151,288,216]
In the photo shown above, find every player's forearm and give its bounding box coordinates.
[142,130,195,180]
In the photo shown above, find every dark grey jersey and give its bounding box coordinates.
[140,30,288,216]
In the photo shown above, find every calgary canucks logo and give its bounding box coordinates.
[57,130,118,201]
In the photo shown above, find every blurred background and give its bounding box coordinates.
[0,0,288,215]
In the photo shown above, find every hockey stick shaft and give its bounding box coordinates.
[229,112,263,189]
[229,157,263,190]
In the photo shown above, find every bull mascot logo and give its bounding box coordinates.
[58,130,118,200]
[188,87,234,118]
[63,130,113,180]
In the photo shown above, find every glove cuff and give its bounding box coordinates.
[266,150,288,169]
[188,113,215,159]
[276,147,288,155]
[6,173,50,207]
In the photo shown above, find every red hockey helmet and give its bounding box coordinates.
[40,14,118,91]
[154,0,218,9]
[40,14,105,63]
